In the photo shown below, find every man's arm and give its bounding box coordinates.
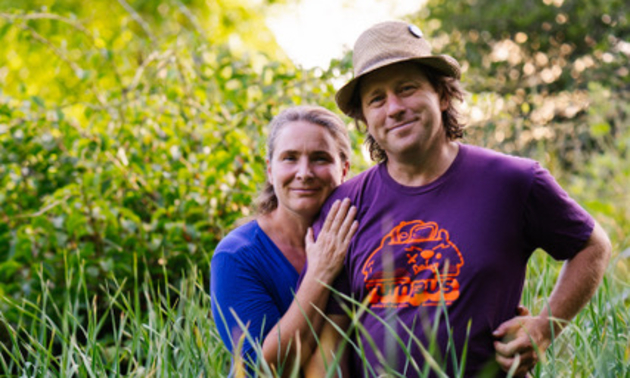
[304,314,351,378]
[493,221,612,377]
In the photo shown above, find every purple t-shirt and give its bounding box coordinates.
[313,144,594,377]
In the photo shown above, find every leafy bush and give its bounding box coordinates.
[0,0,628,375]
[0,3,345,318]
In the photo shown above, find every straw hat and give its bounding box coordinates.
[335,20,461,116]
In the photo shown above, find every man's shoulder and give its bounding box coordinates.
[462,144,537,174]
[314,165,381,229]
[330,164,381,200]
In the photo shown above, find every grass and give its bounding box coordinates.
[0,254,231,377]
[0,250,628,377]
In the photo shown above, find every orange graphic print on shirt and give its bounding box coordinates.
[361,220,464,308]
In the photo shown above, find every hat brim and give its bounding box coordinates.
[335,55,460,117]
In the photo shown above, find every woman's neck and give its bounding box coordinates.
[258,209,311,272]
[258,209,310,250]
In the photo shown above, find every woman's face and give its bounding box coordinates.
[268,120,349,221]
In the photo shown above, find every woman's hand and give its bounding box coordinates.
[304,198,358,283]
[261,198,357,373]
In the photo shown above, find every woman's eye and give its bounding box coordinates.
[313,155,332,163]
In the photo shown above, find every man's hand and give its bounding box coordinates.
[493,222,611,377]
[493,306,552,377]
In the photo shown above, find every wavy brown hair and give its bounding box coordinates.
[255,105,351,215]
[346,63,466,162]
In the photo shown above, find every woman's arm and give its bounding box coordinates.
[304,314,351,377]
[261,199,357,376]
[211,248,282,368]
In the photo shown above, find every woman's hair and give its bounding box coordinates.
[347,64,466,162]
[255,105,351,215]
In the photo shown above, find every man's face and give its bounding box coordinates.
[359,62,448,161]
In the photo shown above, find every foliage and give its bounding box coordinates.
[1,259,627,377]
[0,0,347,318]
[0,260,231,376]
[0,0,629,375]
[414,0,630,173]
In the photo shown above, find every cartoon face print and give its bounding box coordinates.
[361,220,464,307]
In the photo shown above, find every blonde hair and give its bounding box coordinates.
[255,105,351,215]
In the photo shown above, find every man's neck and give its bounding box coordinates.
[386,141,459,187]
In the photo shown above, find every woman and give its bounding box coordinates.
[211,105,357,376]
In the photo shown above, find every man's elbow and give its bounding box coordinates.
[594,222,612,260]
[581,221,612,274]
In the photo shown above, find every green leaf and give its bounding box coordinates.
[590,123,611,137]
[31,96,45,108]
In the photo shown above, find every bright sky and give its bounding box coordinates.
[266,0,426,69]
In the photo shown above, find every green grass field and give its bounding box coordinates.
[1,249,628,377]
[1,1,629,376]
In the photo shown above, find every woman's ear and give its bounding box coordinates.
[266,159,273,185]
[341,160,350,182]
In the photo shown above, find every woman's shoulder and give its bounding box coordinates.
[213,220,265,258]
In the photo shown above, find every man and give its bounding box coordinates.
[306,20,611,377]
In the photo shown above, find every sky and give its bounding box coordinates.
[266,0,426,69]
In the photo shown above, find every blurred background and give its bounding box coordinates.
[0,0,628,375]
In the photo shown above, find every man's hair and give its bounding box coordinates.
[346,64,466,162]
[255,105,351,215]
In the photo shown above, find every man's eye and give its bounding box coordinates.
[401,85,416,93]
[368,95,384,105]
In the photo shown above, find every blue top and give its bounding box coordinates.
[211,220,299,373]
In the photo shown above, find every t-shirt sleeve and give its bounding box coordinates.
[210,249,283,365]
[523,163,595,260]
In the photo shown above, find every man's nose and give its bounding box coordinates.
[386,93,405,118]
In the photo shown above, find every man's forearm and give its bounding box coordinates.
[542,221,611,334]
[493,222,612,376]
[304,314,350,378]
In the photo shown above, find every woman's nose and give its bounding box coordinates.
[296,159,314,180]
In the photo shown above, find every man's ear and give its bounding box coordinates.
[357,110,367,124]
[440,96,449,112]
[439,89,450,112]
